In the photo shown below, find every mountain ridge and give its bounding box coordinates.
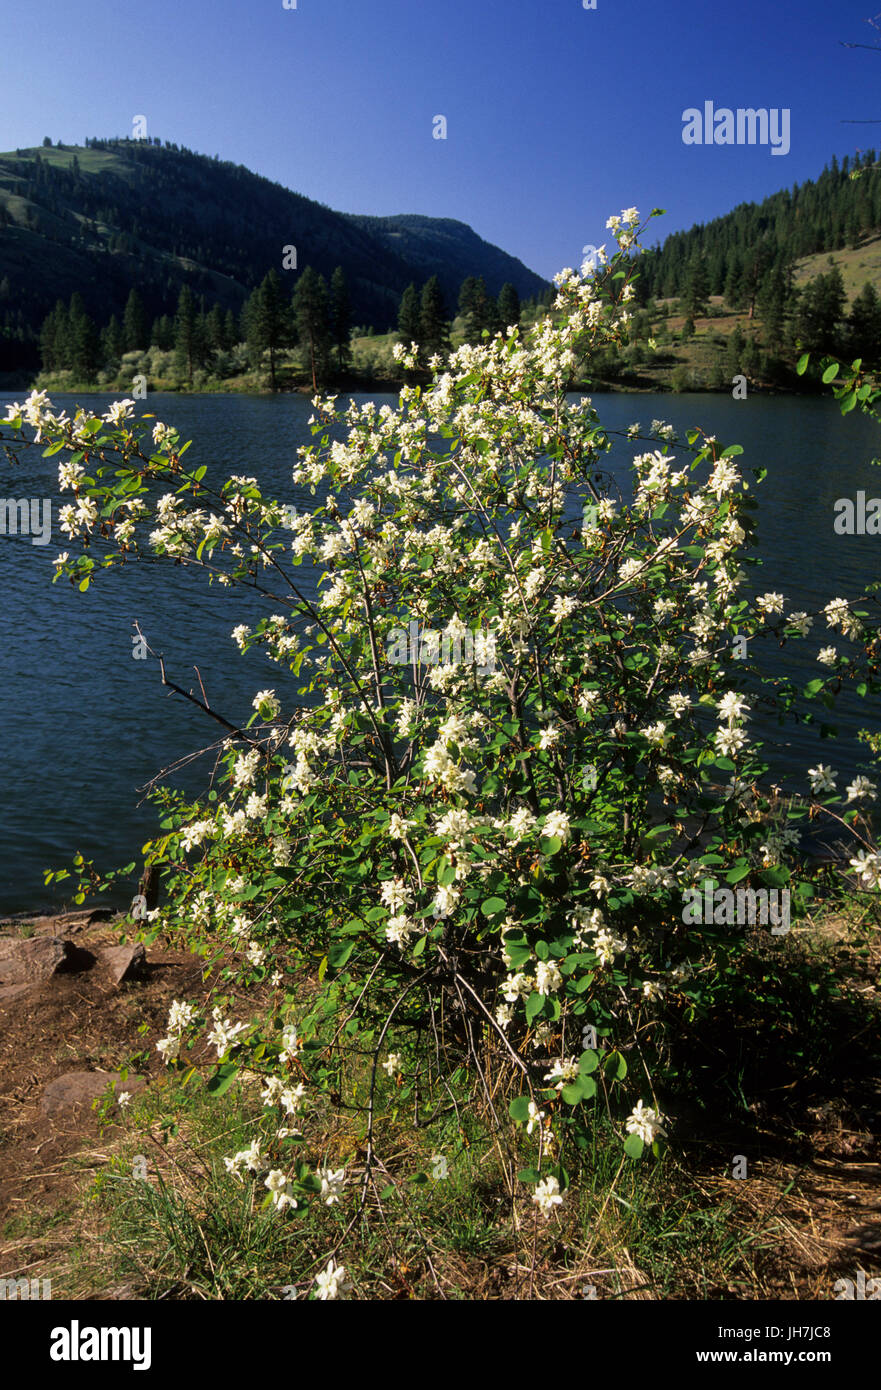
[0,138,548,367]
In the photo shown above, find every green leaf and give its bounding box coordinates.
[796,353,810,376]
[540,835,562,856]
[481,896,506,917]
[508,1096,531,1122]
[623,1132,644,1159]
[207,1064,239,1097]
[525,991,545,1022]
[327,940,354,969]
[603,1050,627,1081]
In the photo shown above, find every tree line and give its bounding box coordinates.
[38,269,527,389]
[38,267,353,392]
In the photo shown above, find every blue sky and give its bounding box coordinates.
[3,0,881,280]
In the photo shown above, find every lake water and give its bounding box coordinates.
[1,388,879,914]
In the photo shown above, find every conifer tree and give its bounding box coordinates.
[397,283,420,345]
[418,276,450,365]
[497,282,521,330]
[123,288,147,352]
[293,267,331,392]
[330,266,351,373]
[174,285,198,386]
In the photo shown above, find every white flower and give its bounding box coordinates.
[817,646,838,666]
[714,726,748,758]
[279,1084,306,1115]
[253,688,281,719]
[526,1101,545,1135]
[224,1140,262,1179]
[385,914,415,946]
[550,594,577,624]
[848,850,881,890]
[431,883,460,918]
[593,928,627,965]
[167,999,197,1033]
[716,691,750,724]
[382,1053,402,1077]
[279,1025,300,1064]
[787,611,813,636]
[543,811,571,843]
[625,1100,666,1145]
[535,959,563,996]
[807,764,837,794]
[824,598,850,630]
[501,972,533,1002]
[539,724,562,752]
[317,1166,346,1206]
[532,1176,564,1219]
[156,1035,180,1064]
[117,1091,132,1109]
[755,592,785,616]
[543,1058,580,1091]
[314,1259,350,1300]
[845,776,877,803]
[379,877,412,912]
[388,812,414,840]
[506,807,536,839]
[264,1169,298,1212]
[207,1010,248,1056]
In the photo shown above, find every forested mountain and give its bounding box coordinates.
[639,149,881,304]
[0,138,547,368]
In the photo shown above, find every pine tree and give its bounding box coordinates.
[151,314,174,350]
[724,256,744,310]
[458,276,498,342]
[122,288,147,352]
[848,281,881,366]
[329,266,351,373]
[245,269,289,389]
[39,299,69,372]
[101,314,123,365]
[68,292,99,380]
[224,309,239,350]
[793,266,846,354]
[418,276,450,364]
[497,282,520,329]
[206,303,226,354]
[397,283,420,344]
[174,285,198,386]
[684,256,710,318]
[293,267,331,392]
[725,323,746,377]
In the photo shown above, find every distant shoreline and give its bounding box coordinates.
[0,371,809,398]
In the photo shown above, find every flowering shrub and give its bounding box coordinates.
[4,209,880,1260]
